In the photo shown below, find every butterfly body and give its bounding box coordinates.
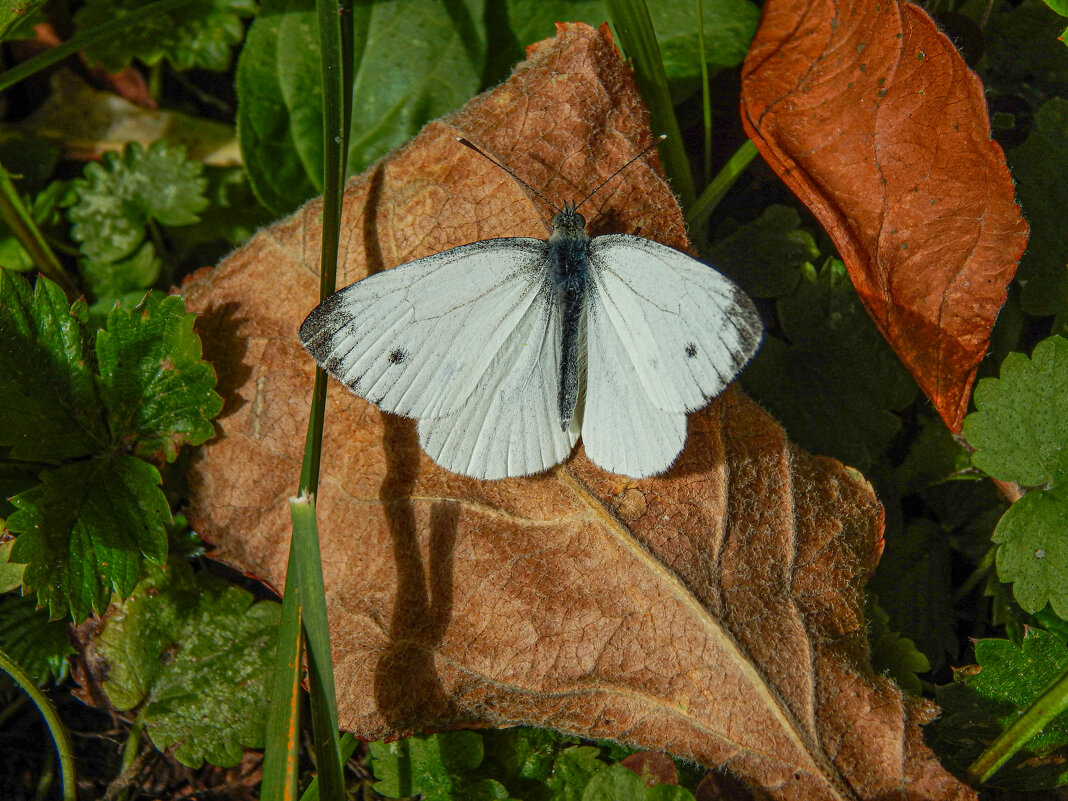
[300,196,763,480]
[545,203,591,431]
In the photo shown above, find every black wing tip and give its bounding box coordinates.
[298,292,352,356]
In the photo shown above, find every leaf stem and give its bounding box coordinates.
[966,659,1068,784]
[0,162,78,300]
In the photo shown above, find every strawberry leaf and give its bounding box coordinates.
[96,292,222,463]
[0,270,106,461]
[8,455,169,621]
[96,558,280,768]
[67,141,209,264]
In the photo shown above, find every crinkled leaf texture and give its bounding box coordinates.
[740,0,1028,432]
[8,455,170,621]
[0,272,222,620]
[934,629,1068,790]
[67,140,209,264]
[75,0,256,72]
[97,292,224,463]
[93,558,280,768]
[0,270,105,461]
[183,22,973,801]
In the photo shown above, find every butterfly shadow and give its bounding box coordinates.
[372,412,463,728]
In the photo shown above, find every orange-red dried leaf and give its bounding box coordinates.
[740,0,1028,432]
[182,22,972,801]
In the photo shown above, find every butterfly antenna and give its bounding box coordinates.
[457,137,561,214]
[574,134,667,211]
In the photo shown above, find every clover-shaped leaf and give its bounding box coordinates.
[67,141,208,264]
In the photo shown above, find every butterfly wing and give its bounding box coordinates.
[300,238,577,479]
[581,234,763,477]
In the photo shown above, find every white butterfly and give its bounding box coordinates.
[300,140,763,480]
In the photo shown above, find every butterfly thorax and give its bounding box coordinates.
[546,202,590,431]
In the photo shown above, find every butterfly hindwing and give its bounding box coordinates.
[418,286,579,479]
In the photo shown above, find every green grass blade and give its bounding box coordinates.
[686,139,758,235]
[0,0,197,93]
[967,659,1068,784]
[0,647,76,801]
[290,494,344,800]
[260,565,304,801]
[0,160,77,299]
[606,0,694,210]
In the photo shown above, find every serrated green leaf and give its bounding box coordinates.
[0,271,107,461]
[96,292,222,463]
[8,455,169,621]
[481,727,580,796]
[75,0,257,73]
[96,557,280,768]
[992,484,1068,616]
[934,629,1068,790]
[370,732,515,801]
[741,259,917,469]
[963,336,1068,487]
[67,141,209,264]
[706,205,814,298]
[238,0,486,215]
[0,593,74,685]
[1009,98,1068,317]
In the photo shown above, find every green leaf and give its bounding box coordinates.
[934,629,1068,790]
[238,0,486,215]
[581,763,693,801]
[992,485,1068,616]
[0,540,26,593]
[705,205,814,298]
[0,593,75,685]
[964,336,1068,487]
[75,0,257,73]
[866,595,931,695]
[646,0,758,81]
[67,141,209,264]
[96,557,281,768]
[369,732,515,801]
[96,292,223,463]
[80,242,162,310]
[546,746,606,801]
[0,271,107,461]
[1009,99,1068,317]
[8,455,170,621]
[741,259,917,469]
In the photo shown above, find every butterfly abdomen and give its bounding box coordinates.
[547,214,590,432]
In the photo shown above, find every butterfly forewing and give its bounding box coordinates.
[585,235,763,413]
[300,238,549,421]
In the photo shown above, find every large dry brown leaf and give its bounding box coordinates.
[740,0,1029,433]
[182,22,973,801]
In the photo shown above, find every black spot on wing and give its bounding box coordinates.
[685,342,698,358]
[388,348,407,365]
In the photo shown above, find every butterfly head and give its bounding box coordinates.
[549,202,588,242]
